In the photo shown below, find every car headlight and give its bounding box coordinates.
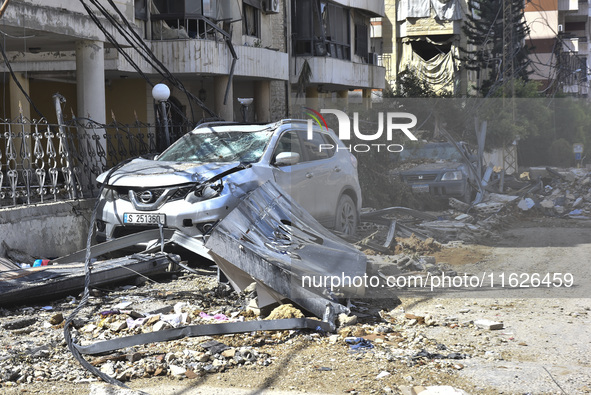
[193,180,223,201]
[441,171,463,181]
[99,186,119,202]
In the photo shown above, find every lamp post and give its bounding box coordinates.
[237,98,253,122]
[152,83,171,147]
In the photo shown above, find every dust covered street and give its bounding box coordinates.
[1,216,590,395]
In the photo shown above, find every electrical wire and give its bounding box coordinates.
[62,157,137,389]
[78,0,218,122]
[0,40,44,119]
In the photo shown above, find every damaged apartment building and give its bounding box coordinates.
[380,0,467,95]
[0,0,385,130]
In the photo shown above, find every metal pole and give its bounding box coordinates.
[53,93,78,199]
[160,100,170,147]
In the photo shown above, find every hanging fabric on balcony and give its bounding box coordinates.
[431,0,462,21]
[397,0,431,20]
[397,0,461,21]
[150,1,190,39]
[399,39,459,94]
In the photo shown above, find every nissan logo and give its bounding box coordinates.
[139,190,153,203]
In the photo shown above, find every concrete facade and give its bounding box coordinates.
[0,0,386,128]
[381,0,467,96]
[526,0,590,96]
[0,200,95,260]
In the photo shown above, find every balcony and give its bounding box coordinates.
[563,37,580,52]
[558,0,578,11]
[291,57,385,89]
[150,40,288,80]
[329,0,384,17]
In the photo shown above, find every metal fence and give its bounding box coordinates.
[0,115,191,208]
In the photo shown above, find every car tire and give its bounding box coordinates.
[335,194,358,236]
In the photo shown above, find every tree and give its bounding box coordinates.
[462,0,531,96]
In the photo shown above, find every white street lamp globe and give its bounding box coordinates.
[152,83,170,102]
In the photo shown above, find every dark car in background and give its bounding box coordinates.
[396,141,476,203]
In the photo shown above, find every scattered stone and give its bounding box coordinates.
[2,317,37,330]
[185,369,200,379]
[517,198,535,211]
[49,313,64,325]
[152,321,171,331]
[338,313,358,327]
[109,320,127,332]
[265,304,304,320]
[474,319,504,330]
[168,365,186,377]
[376,371,390,379]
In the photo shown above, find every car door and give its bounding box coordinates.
[297,130,340,224]
[271,130,316,215]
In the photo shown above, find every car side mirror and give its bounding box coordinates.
[275,152,300,166]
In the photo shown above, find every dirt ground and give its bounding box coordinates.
[2,217,591,394]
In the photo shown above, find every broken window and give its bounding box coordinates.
[157,130,274,164]
[135,0,147,20]
[355,23,369,61]
[243,2,260,37]
[292,0,350,60]
[410,38,451,62]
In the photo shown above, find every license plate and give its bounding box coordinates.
[123,213,166,225]
[411,184,430,193]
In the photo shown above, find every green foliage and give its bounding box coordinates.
[388,70,452,98]
[549,138,574,167]
[519,98,591,166]
[474,79,551,149]
[462,0,531,96]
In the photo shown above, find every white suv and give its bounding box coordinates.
[95,120,362,242]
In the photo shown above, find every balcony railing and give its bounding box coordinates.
[0,115,192,208]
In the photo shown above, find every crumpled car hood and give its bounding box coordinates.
[400,161,463,174]
[96,158,242,187]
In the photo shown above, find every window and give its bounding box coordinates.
[273,131,303,164]
[355,23,369,61]
[135,0,147,20]
[301,132,331,161]
[243,3,260,37]
[292,0,350,59]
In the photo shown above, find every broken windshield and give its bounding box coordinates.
[157,130,274,164]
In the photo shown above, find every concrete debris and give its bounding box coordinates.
[474,319,504,330]
[265,304,304,320]
[337,313,358,327]
[517,198,535,211]
[518,167,591,218]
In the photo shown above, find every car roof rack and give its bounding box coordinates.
[194,121,241,129]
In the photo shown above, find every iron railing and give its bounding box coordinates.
[0,115,193,208]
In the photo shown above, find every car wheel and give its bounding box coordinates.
[335,195,358,236]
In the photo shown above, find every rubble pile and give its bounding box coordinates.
[0,267,518,394]
[516,167,591,218]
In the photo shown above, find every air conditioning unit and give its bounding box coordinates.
[263,0,280,14]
